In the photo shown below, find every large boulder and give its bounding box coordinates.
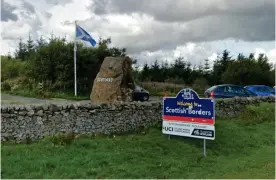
[90,56,135,104]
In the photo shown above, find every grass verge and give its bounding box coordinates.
[1,89,89,101]
[1,103,275,179]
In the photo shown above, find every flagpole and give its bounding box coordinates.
[74,20,77,96]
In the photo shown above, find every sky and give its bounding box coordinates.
[1,0,276,67]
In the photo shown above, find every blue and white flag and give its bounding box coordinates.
[75,24,96,47]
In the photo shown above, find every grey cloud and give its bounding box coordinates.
[23,0,35,14]
[91,0,274,23]
[44,0,73,5]
[1,0,18,21]
[45,12,52,19]
[91,0,109,14]
[88,0,274,45]
[116,14,273,54]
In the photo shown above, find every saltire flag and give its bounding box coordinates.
[75,23,96,47]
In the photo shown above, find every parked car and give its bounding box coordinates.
[133,85,150,101]
[204,84,257,98]
[245,85,275,97]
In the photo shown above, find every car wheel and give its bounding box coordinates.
[143,94,149,101]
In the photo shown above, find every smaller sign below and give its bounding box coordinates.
[162,121,215,140]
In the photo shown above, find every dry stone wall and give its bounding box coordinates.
[1,96,275,142]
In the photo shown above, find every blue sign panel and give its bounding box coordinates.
[163,88,215,125]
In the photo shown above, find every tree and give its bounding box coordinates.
[140,63,151,81]
[211,49,232,84]
[170,57,186,79]
[36,35,47,50]
[221,53,274,86]
[27,33,34,53]
[248,53,254,60]
[204,59,210,73]
[237,53,245,60]
[160,60,170,81]
[14,37,27,60]
[151,60,163,81]
[7,52,11,60]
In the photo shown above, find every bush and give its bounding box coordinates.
[192,77,209,94]
[42,132,75,146]
[1,57,30,82]
[2,77,33,91]
[238,103,275,125]
[1,81,11,91]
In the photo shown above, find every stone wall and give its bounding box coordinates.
[1,96,275,142]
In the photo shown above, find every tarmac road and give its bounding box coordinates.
[1,93,162,105]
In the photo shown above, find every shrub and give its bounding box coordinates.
[1,81,11,91]
[2,77,32,92]
[238,103,275,125]
[1,57,30,82]
[42,132,75,146]
[192,78,209,93]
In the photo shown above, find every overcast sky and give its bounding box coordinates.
[1,0,275,66]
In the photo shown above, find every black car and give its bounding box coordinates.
[133,85,150,101]
[204,84,257,98]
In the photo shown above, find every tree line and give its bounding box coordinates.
[2,34,275,96]
[134,50,275,88]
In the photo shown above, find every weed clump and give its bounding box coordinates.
[43,132,75,146]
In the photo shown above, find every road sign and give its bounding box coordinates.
[162,88,215,140]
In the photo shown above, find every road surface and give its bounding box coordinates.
[1,93,162,105]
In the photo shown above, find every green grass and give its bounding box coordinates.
[1,103,275,179]
[2,81,205,100]
[1,89,89,101]
[139,81,207,97]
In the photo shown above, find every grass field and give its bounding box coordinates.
[1,90,89,101]
[1,103,275,179]
[2,81,204,100]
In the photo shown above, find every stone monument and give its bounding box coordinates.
[90,56,135,104]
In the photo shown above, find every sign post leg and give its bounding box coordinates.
[203,139,206,156]
[168,135,171,140]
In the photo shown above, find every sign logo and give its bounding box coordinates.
[191,129,214,138]
[163,127,173,132]
[182,89,194,99]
